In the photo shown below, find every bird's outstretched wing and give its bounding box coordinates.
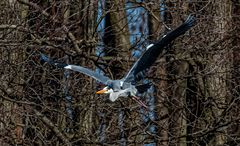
[40,54,111,84]
[123,15,196,82]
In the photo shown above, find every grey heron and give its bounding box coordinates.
[41,15,196,108]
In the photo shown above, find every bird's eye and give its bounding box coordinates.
[108,84,113,88]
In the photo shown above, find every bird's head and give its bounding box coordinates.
[96,85,113,94]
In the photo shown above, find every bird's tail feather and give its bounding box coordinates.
[184,14,196,27]
[169,15,196,38]
[136,83,152,93]
[40,53,68,68]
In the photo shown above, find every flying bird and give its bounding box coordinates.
[41,15,196,108]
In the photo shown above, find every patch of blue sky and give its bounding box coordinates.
[126,2,157,144]
[144,142,157,146]
[96,0,105,58]
[126,2,149,54]
[95,0,106,77]
[96,0,105,36]
[160,0,165,20]
[96,0,106,143]
[63,67,73,132]
[131,49,141,58]
[118,109,126,146]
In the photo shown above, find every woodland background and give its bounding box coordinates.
[0,0,240,146]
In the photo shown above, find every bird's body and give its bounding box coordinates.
[41,15,196,108]
[105,80,137,102]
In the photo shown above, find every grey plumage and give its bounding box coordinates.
[41,15,196,107]
[123,15,196,82]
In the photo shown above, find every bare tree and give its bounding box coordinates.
[0,0,240,145]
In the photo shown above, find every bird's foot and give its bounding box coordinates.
[132,96,148,109]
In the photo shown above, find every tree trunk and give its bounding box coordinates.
[147,1,170,145]
[207,0,231,145]
[165,1,190,146]
[105,0,131,52]
[227,0,240,144]
[103,0,130,145]
[0,1,28,145]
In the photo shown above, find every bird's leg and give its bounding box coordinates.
[132,95,148,109]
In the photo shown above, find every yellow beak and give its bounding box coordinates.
[96,89,107,94]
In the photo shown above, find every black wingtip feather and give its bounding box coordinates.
[184,15,196,27]
[136,83,152,93]
[40,53,68,68]
[123,14,196,82]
